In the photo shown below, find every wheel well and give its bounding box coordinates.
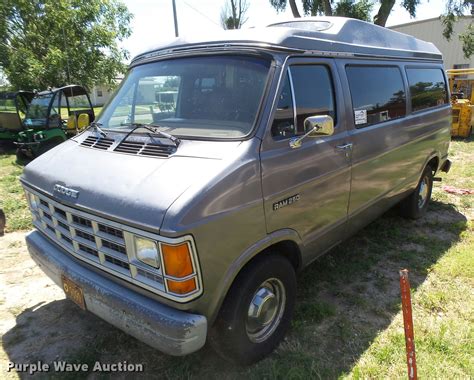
[246,239,302,273]
[427,156,439,174]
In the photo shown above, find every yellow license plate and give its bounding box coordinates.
[62,275,86,310]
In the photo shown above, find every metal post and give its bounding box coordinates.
[172,0,179,37]
[399,269,417,380]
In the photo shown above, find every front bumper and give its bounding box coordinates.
[25,230,207,356]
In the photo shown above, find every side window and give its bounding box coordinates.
[291,65,336,131]
[60,93,69,120]
[406,68,448,112]
[49,93,62,128]
[346,66,406,128]
[271,73,295,140]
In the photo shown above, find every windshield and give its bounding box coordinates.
[0,96,17,114]
[25,94,53,122]
[98,55,271,139]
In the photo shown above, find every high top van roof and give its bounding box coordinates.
[132,17,442,65]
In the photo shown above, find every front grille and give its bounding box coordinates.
[98,223,123,239]
[114,140,175,157]
[26,189,166,294]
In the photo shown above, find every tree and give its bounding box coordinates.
[221,0,249,29]
[0,0,132,91]
[269,0,474,58]
[441,1,474,58]
[269,0,373,20]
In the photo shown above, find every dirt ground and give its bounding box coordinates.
[0,232,66,373]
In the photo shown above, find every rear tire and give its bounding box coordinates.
[400,165,433,219]
[209,254,296,365]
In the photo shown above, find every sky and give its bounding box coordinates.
[120,0,453,59]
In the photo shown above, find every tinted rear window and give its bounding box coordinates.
[346,66,406,128]
[406,68,448,112]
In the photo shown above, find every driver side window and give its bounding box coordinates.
[271,64,336,140]
[271,73,295,140]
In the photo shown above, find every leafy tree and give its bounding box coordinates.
[221,0,249,29]
[442,1,474,58]
[269,0,473,58]
[270,0,373,20]
[334,0,373,21]
[0,0,132,91]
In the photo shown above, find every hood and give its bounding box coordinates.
[21,136,243,232]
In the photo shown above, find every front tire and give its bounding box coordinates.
[210,254,296,365]
[400,165,434,219]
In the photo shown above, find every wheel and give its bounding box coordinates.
[0,208,5,237]
[209,254,296,365]
[15,148,30,163]
[400,165,434,219]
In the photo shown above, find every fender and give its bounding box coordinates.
[207,228,303,324]
[422,151,441,174]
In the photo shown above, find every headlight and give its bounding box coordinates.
[33,133,44,141]
[134,236,160,268]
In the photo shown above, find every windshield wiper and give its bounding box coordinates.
[120,123,181,147]
[87,121,107,138]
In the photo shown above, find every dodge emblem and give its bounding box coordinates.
[54,184,79,199]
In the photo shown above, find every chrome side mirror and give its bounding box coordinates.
[289,115,334,149]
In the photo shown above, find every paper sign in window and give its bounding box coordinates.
[354,109,367,125]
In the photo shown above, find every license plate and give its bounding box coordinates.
[62,275,86,310]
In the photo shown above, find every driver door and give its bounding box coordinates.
[260,59,352,263]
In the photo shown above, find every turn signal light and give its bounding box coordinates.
[161,242,194,278]
[166,278,196,294]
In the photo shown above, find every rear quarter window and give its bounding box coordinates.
[406,68,448,112]
[346,65,406,128]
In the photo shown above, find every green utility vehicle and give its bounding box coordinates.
[0,91,35,142]
[16,85,95,158]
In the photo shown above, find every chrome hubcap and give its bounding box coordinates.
[418,176,429,209]
[246,278,286,343]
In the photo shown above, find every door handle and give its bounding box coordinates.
[335,143,353,150]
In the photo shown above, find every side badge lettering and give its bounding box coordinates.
[273,194,300,211]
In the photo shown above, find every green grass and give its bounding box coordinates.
[1,138,473,379]
[0,147,31,232]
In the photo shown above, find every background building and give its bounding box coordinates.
[390,16,473,70]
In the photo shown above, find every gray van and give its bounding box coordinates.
[22,17,451,364]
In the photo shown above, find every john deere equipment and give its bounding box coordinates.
[16,85,95,158]
[446,68,474,138]
[0,91,34,142]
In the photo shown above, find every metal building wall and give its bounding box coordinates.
[390,16,473,69]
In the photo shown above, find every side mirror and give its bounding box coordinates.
[304,115,334,137]
[289,115,334,149]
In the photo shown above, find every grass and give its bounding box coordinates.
[0,137,473,379]
[0,146,31,232]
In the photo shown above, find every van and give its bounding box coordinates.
[22,17,451,364]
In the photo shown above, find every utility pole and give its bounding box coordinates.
[172,0,179,37]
